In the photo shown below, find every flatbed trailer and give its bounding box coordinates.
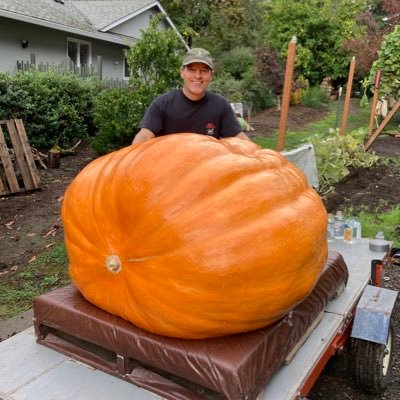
[0,239,392,400]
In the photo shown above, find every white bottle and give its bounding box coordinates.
[333,211,344,239]
[327,213,335,242]
[352,219,362,242]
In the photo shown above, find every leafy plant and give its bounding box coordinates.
[209,71,243,102]
[92,87,143,154]
[262,0,367,84]
[364,25,400,98]
[241,69,275,111]
[126,15,185,96]
[254,47,285,96]
[301,86,329,108]
[219,47,255,80]
[0,70,98,149]
[309,128,379,196]
[160,0,263,53]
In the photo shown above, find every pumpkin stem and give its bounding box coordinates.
[127,256,152,262]
[105,255,122,274]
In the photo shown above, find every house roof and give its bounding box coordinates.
[0,0,176,45]
[70,0,155,31]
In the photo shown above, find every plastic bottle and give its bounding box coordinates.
[333,210,344,239]
[327,213,335,242]
[352,218,362,242]
[344,219,354,243]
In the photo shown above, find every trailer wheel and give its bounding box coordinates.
[350,324,393,394]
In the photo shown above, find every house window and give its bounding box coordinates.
[124,56,131,80]
[67,38,91,67]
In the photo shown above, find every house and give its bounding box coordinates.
[0,0,183,80]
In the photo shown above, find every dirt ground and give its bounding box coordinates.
[1,104,400,399]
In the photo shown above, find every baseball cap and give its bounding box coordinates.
[182,48,214,70]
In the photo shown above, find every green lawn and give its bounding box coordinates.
[252,100,375,150]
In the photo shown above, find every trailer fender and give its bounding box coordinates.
[351,285,398,344]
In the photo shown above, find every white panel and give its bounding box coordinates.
[12,359,159,400]
[0,328,65,393]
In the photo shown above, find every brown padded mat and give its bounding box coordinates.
[33,251,348,400]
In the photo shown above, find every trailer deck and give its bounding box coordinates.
[0,239,387,400]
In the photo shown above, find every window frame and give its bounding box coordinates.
[123,55,131,80]
[67,37,92,67]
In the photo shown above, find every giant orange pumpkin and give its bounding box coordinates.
[62,133,328,339]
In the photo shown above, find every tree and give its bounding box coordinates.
[261,0,367,84]
[341,10,384,79]
[364,25,400,98]
[340,0,400,80]
[160,0,263,54]
[126,14,186,103]
[159,0,212,46]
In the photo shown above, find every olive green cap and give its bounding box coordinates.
[182,48,214,70]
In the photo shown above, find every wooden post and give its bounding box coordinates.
[365,99,400,151]
[277,36,297,152]
[368,69,381,136]
[47,149,61,168]
[339,56,356,136]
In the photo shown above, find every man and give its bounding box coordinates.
[132,48,250,144]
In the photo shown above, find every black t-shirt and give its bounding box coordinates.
[139,89,242,139]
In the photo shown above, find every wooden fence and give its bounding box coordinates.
[16,53,128,89]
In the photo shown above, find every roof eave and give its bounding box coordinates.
[0,9,136,46]
[99,1,188,48]
[99,1,159,31]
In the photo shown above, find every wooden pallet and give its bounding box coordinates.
[0,119,40,196]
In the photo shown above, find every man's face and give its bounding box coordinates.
[180,62,213,101]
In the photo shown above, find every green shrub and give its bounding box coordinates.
[241,69,275,112]
[209,69,275,112]
[219,47,255,80]
[301,85,329,108]
[209,71,243,102]
[92,87,144,154]
[309,128,379,196]
[364,25,400,98]
[0,70,98,149]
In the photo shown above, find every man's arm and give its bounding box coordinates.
[132,128,155,144]
[236,132,251,141]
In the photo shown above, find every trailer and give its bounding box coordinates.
[0,239,396,400]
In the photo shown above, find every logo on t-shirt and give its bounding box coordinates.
[206,122,215,136]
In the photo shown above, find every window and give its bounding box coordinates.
[123,56,131,80]
[67,38,91,67]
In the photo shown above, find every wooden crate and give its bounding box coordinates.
[0,119,41,196]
